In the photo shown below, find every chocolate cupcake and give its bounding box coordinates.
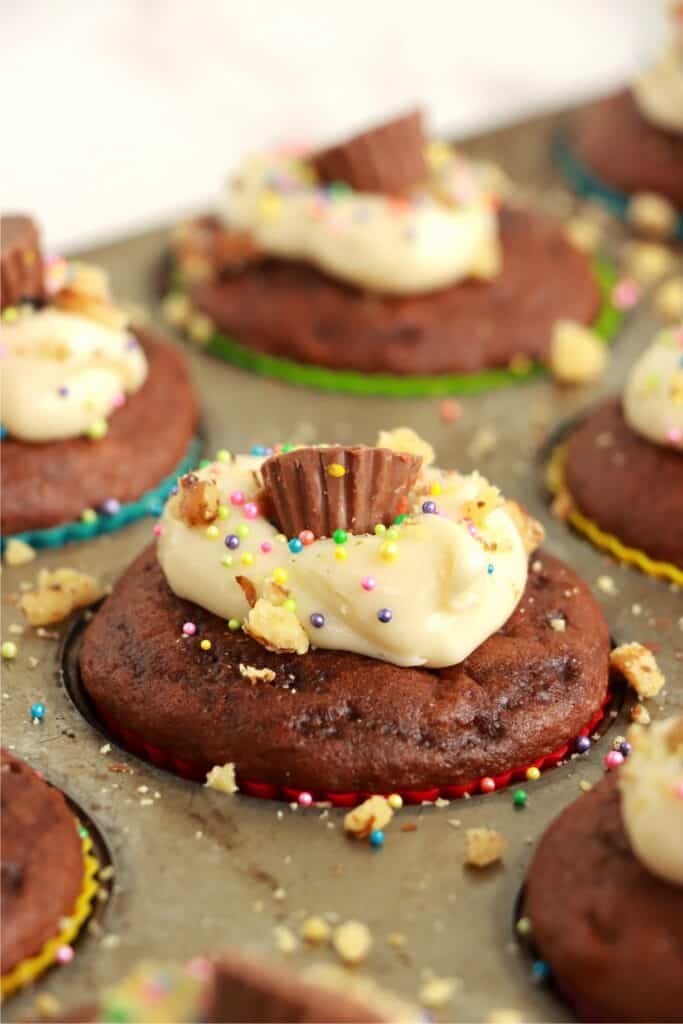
[523,716,683,1022]
[548,325,683,583]
[0,214,200,550]
[162,112,616,395]
[562,3,683,238]
[49,950,417,1022]
[1,750,99,998]
[79,429,611,800]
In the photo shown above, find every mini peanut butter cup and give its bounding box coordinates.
[261,445,422,538]
[1,214,46,310]
[311,110,427,197]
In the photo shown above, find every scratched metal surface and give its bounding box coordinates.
[3,106,682,1023]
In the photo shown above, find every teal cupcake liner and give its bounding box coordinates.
[556,133,683,241]
[179,258,621,397]
[1,436,202,552]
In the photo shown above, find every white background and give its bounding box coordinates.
[1,0,668,252]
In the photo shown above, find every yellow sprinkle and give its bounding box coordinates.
[387,793,403,810]
[273,568,288,585]
[258,189,283,222]
[217,505,229,520]
[283,598,297,612]
[216,449,231,463]
[241,552,255,566]
[379,541,398,562]
[2,306,19,322]
[87,417,108,441]
[327,463,346,478]
[525,766,541,782]
[430,482,442,497]
[335,547,348,562]
[200,639,212,651]
[205,525,220,540]
[275,534,287,544]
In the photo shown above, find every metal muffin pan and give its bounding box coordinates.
[3,105,682,1023]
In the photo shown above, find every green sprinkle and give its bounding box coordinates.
[236,523,249,539]
[332,529,347,545]
[374,524,387,536]
[1,641,17,660]
[513,789,527,808]
[215,449,231,463]
[87,417,108,441]
[282,598,297,612]
[217,505,229,520]
[221,554,233,568]
[393,513,407,525]
[228,618,241,631]
[81,508,97,525]
[78,825,90,839]
[198,459,211,469]
[516,916,532,936]
[386,526,400,540]
[281,444,295,453]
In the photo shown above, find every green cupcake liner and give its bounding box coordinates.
[1,436,202,552]
[556,133,683,241]
[179,259,621,397]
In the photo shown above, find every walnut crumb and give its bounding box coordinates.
[596,575,617,596]
[418,976,458,1009]
[273,925,298,955]
[244,598,309,655]
[548,616,566,632]
[301,915,331,945]
[4,538,36,566]
[464,828,506,868]
[239,663,276,684]
[549,320,607,385]
[610,642,665,699]
[175,473,219,526]
[332,920,373,965]
[205,762,238,794]
[630,703,651,725]
[344,795,393,839]
[20,569,102,627]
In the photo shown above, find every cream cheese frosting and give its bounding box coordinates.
[619,716,683,886]
[633,28,683,134]
[220,145,500,295]
[157,441,528,669]
[623,326,683,448]
[0,307,148,442]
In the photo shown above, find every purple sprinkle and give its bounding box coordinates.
[377,608,393,624]
[225,534,240,550]
[618,741,632,758]
[126,335,138,349]
[422,501,437,514]
[576,736,591,754]
[57,386,69,397]
[170,485,178,496]
[99,497,121,516]
[310,612,325,629]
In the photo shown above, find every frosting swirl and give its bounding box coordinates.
[157,446,527,669]
[221,145,500,295]
[623,326,683,448]
[0,307,147,442]
[619,716,683,886]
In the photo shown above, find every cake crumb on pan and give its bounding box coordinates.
[464,828,507,867]
[610,642,665,699]
[205,763,239,794]
[20,568,102,626]
[344,795,394,839]
[332,920,373,965]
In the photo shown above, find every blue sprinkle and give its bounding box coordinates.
[288,538,303,554]
[487,563,495,574]
[0,425,6,440]
[370,829,385,848]
[532,960,551,984]
[251,445,267,456]
[148,499,163,516]
[30,702,46,722]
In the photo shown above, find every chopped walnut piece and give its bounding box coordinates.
[332,920,373,965]
[504,500,545,555]
[176,473,219,526]
[376,427,434,467]
[239,663,276,684]
[549,320,607,385]
[610,642,665,699]
[464,828,507,867]
[627,191,678,239]
[4,538,36,566]
[461,483,502,529]
[205,763,238,794]
[245,598,309,655]
[54,262,128,330]
[20,569,102,627]
[630,703,651,726]
[654,277,683,321]
[344,795,394,839]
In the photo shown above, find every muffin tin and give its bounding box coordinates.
[3,105,682,1022]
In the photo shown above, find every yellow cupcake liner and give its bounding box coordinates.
[547,444,683,586]
[1,832,100,1000]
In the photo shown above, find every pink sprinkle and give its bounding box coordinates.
[676,781,683,799]
[668,427,682,445]
[676,327,683,346]
[230,490,245,506]
[112,392,126,410]
[261,541,273,554]
[299,530,315,546]
[153,523,164,537]
[182,622,197,637]
[604,750,624,771]
[56,945,74,964]
[439,398,463,424]
[297,791,313,807]
[612,278,641,310]
[361,576,377,591]
[187,956,213,981]
[243,502,259,519]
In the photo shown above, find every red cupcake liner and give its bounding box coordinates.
[96,693,611,804]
